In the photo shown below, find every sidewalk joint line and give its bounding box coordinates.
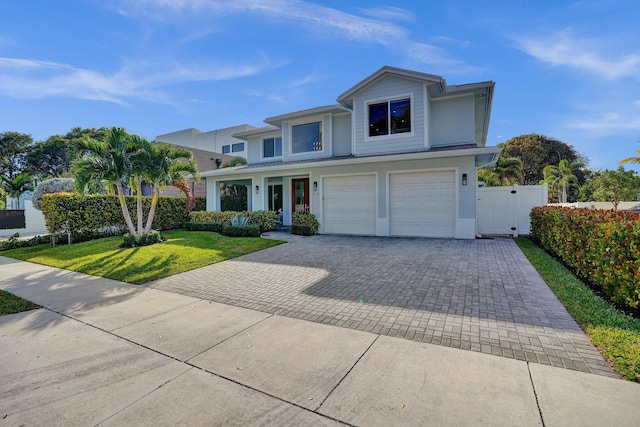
[527,361,546,427]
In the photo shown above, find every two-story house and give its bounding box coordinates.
[202,66,501,239]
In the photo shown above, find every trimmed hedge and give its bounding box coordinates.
[41,193,205,244]
[184,222,222,232]
[189,210,277,233]
[292,212,320,235]
[530,206,640,309]
[222,223,261,237]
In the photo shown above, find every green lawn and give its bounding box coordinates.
[516,237,640,382]
[2,230,284,285]
[0,290,41,316]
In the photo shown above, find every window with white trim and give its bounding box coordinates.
[263,137,282,158]
[292,122,322,153]
[232,142,244,152]
[368,98,411,137]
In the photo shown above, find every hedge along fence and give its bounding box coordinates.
[530,206,640,309]
[189,210,277,233]
[41,193,206,243]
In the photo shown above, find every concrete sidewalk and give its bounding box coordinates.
[1,256,639,426]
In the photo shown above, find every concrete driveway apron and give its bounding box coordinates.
[146,234,616,377]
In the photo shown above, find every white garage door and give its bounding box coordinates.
[390,171,456,238]
[323,175,376,235]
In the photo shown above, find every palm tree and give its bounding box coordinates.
[74,127,138,235]
[137,140,199,234]
[541,159,577,203]
[619,140,640,165]
[478,157,524,186]
[1,174,34,209]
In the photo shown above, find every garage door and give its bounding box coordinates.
[390,171,456,238]
[323,175,376,235]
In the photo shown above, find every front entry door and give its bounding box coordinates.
[291,178,309,213]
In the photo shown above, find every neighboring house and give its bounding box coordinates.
[156,124,255,159]
[145,143,237,198]
[202,66,501,239]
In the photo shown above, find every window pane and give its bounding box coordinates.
[232,142,244,152]
[390,98,411,134]
[275,137,282,156]
[369,102,388,137]
[222,145,230,154]
[263,138,274,158]
[292,122,321,153]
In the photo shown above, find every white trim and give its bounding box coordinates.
[423,83,430,149]
[363,92,415,142]
[430,92,475,102]
[287,115,326,157]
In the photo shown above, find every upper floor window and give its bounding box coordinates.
[222,145,230,154]
[368,98,411,137]
[232,142,244,152]
[292,122,322,154]
[263,137,282,158]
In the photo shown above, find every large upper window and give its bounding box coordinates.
[263,137,282,158]
[292,122,322,154]
[368,98,411,137]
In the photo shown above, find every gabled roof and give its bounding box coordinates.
[264,104,346,128]
[337,66,445,107]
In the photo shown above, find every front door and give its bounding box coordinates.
[291,178,309,213]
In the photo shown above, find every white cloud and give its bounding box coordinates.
[0,56,279,104]
[357,6,416,22]
[566,104,640,135]
[116,0,469,70]
[514,29,640,80]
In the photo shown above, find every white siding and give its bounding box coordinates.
[430,96,475,147]
[332,114,352,156]
[353,76,426,156]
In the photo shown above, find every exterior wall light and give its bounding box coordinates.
[462,173,468,186]
[255,185,259,194]
[313,181,318,191]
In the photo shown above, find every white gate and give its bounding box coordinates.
[477,184,548,237]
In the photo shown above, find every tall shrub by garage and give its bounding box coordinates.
[530,206,640,309]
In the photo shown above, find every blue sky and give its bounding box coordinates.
[1,0,639,172]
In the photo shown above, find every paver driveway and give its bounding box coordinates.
[146,234,616,377]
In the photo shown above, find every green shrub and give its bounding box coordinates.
[530,206,640,309]
[0,233,50,251]
[184,222,222,232]
[222,223,261,237]
[122,230,162,247]
[292,212,320,235]
[41,193,206,244]
[32,178,75,210]
[189,210,277,233]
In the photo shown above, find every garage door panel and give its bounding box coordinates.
[323,175,376,235]
[390,171,455,238]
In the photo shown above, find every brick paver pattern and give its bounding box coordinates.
[146,234,616,377]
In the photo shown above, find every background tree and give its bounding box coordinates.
[1,174,34,209]
[578,167,640,210]
[499,133,588,185]
[0,132,33,180]
[619,139,640,166]
[477,156,524,186]
[541,159,578,203]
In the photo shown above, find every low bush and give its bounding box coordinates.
[189,210,277,233]
[122,230,163,248]
[222,223,261,237]
[0,233,50,251]
[530,206,640,309]
[292,212,320,235]
[184,222,222,232]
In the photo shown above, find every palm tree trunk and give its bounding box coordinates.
[135,180,143,236]
[143,187,159,235]
[116,183,137,236]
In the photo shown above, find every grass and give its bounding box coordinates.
[0,290,41,316]
[515,237,640,382]
[2,230,284,285]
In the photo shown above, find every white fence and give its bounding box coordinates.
[477,184,548,237]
